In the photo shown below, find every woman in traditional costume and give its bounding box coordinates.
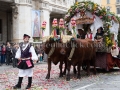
[13,34,38,89]
[94,27,105,52]
[85,28,94,41]
[94,27,104,42]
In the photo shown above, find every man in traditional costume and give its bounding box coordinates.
[85,28,94,41]
[77,29,85,39]
[13,34,38,89]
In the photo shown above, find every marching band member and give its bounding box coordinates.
[13,34,38,89]
[85,28,94,41]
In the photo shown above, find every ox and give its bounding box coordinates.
[44,37,67,79]
[61,38,96,81]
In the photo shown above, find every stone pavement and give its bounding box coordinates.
[0,63,120,90]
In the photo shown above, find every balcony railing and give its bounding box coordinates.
[50,0,75,8]
[116,1,120,4]
[14,0,32,4]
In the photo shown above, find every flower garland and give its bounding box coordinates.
[51,18,66,40]
[64,1,120,25]
[71,18,76,37]
[64,1,120,47]
[52,18,58,30]
[41,21,47,31]
[59,18,65,33]
[105,36,113,47]
[41,21,47,37]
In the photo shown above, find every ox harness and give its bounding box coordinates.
[48,43,55,58]
[47,37,61,58]
[68,38,76,60]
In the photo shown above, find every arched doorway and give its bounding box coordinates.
[0,1,12,44]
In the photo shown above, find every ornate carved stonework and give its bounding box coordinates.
[14,0,32,4]
[11,5,18,19]
[39,2,51,11]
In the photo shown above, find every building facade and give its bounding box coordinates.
[0,0,75,43]
[77,0,120,17]
[77,0,102,5]
[101,0,120,17]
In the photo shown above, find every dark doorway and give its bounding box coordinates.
[0,19,2,40]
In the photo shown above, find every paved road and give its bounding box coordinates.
[0,63,120,90]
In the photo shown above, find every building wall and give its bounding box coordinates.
[0,0,76,42]
[77,0,102,5]
[101,0,116,14]
[0,11,7,43]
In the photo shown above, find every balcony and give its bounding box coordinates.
[116,2,120,6]
[0,0,13,3]
[41,0,75,13]
[43,0,75,8]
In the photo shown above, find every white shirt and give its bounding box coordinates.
[85,33,94,41]
[15,43,38,60]
[111,47,119,57]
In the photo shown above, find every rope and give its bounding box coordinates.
[68,43,75,61]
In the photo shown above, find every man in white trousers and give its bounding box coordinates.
[13,34,38,89]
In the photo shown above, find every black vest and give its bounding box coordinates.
[17,42,34,69]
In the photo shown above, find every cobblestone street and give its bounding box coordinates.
[0,63,120,90]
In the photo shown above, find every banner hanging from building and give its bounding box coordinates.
[32,10,40,37]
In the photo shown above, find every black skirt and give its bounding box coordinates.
[17,59,34,69]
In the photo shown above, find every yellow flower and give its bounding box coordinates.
[108,25,111,29]
[93,8,96,10]
[76,2,78,5]
[103,12,106,15]
[108,40,111,44]
[106,44,108,47]
[94,4,97,8]
[106,38,109,40]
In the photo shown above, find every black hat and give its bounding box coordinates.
[23,34,30,38]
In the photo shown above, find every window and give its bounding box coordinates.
[107,6,110,12]
[107,0,110,4]
[117,7,120,14]
[107,8,110,12]
[117,0,120,3]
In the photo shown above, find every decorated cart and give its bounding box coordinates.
[64,1,120,71]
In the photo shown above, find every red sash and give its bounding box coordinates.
[87,33,92,39]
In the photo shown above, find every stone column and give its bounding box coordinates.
[12,0,33,42]
[40,9,50,36]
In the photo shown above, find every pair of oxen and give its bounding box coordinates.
[44,37,97,81]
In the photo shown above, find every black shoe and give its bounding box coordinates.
[13,84,21,89]
[26,77,32,89]
[26,85,31,89]
[13,77,23,89]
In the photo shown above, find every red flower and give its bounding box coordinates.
[41,21,47,30]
